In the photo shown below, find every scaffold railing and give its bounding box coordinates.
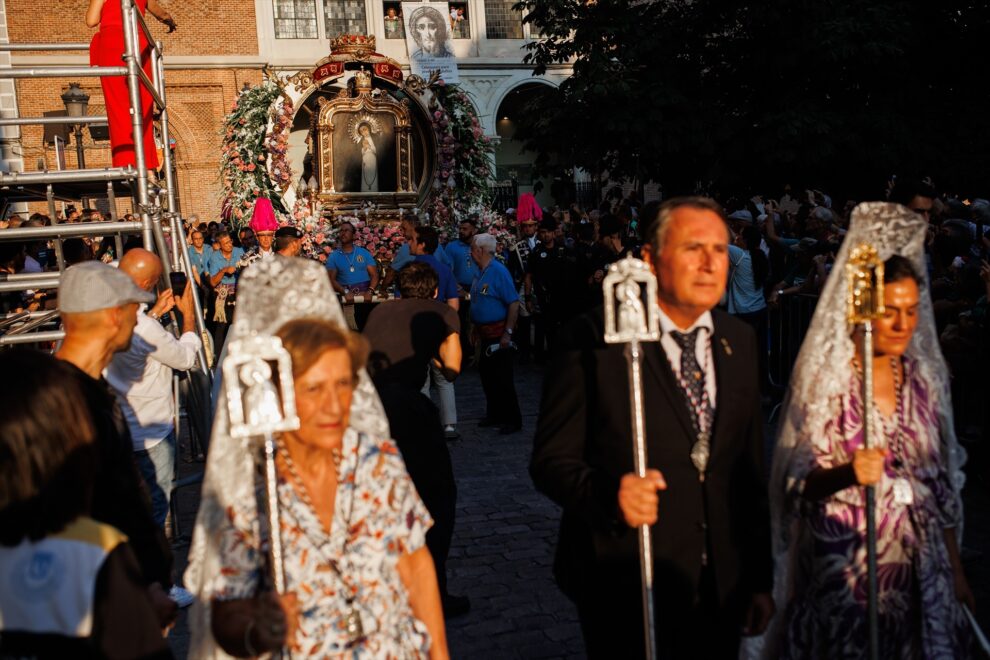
[0,0,211,381]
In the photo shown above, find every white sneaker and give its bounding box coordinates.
[169,585,195,608]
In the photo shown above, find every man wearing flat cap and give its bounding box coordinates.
[54,261,178,627]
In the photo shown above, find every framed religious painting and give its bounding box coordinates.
[312,69,418,208]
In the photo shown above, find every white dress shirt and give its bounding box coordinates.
[657,307,717,406]
[105,305,202,451]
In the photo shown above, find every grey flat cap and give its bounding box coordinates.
[58,261,155,313]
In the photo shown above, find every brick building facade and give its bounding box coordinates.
[3,0,570,219]
[5,0,263,219]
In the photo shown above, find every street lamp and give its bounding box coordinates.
[60,82,89,169]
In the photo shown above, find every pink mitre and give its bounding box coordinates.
[516,192,542,224]
[249,197,279,234]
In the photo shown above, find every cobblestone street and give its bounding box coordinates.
[167,361,989,659]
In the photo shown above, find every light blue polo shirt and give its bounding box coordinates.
[442,239,480,287]
[327,246,377,286]
[188,245,213,275]
[470,259,519,324]
[208,247,245,285]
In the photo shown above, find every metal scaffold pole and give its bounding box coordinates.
[0,0,211,377]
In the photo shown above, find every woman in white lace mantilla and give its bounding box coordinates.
[184,257,449,658]
[766,202,973,659]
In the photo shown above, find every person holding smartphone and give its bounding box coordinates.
[105,248,202,610]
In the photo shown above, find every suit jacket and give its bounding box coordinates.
[531,306,772,614]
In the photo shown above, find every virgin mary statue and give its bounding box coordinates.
[354,120,379,192]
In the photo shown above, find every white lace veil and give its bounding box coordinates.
[183,256,390,659]
[754,201,967,658]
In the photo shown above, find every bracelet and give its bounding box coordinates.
[243,619,258,657]
[149,311,160,320]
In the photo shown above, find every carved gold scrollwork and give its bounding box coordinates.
[286,70,315,94]
[313,85,418,206]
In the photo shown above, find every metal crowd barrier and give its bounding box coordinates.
[767,293,819,423]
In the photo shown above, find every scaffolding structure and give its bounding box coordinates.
[0,0,213,501]
[0,0,209,372]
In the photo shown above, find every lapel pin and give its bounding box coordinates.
[720,337,733,356]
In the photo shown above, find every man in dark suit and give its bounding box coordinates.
[531,197,774,659]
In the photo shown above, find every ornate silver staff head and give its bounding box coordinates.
[603,254,661,345]
[222,335,301,439]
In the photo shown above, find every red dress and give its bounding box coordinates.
[89,0,159,169]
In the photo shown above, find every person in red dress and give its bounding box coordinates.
[86,0,176,171]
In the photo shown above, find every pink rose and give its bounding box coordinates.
[247,163,256,172]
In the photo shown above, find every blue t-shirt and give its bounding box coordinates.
[188,245,213,275]
[442,239,479,287]
[208,247,245,285]
[390,243,414,272]
[470,260,519,324]
[414,254,459,302]
[327,246,377,286]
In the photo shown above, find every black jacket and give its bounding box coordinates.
[531,306,772,613]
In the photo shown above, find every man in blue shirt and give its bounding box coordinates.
[327,221,379,330]
[410,225,461,438]
[469,233,521,434]
[206,231,245,349]
[441,216,480,356]
[411,226,459,309]
[381,216,418,292]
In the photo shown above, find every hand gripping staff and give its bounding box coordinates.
[223,335,301,660]
[846,244,884,660]
[603,255,662,660]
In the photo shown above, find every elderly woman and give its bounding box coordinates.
[769,203,973,659]
[186,256,448,659]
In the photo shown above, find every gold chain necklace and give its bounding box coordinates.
[278,442,341,513]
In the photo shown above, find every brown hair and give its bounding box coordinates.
[0,350,97,545]
[397,261,439,300]
[275,318,369,380]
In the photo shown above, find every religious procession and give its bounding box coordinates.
[0,0,989,658]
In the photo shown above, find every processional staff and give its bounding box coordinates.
[223,335,301,660]
[846,244,884,660]
[603,255,662,660]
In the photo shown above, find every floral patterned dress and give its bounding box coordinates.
[211,428,434,657]
[781,358,970,659]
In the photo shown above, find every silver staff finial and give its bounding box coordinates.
[604,254,661,345]
[223,335,300,439]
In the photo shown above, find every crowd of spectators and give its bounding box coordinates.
[501,180,989,447]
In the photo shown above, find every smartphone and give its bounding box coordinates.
[169,271,188,297]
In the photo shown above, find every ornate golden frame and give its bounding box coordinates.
[313,82,418,207]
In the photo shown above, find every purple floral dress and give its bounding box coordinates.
[782,358,970,659]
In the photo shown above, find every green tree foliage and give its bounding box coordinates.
[514,0,990,196]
